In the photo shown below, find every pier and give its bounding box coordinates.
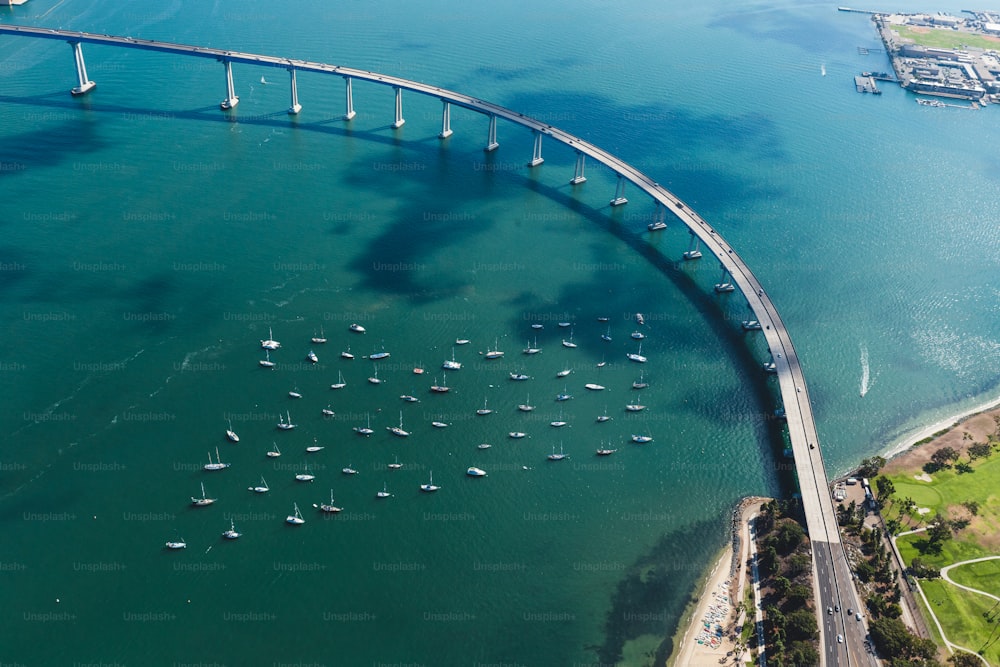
[0,24,869,664]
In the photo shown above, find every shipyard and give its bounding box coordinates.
[842,7,1000,104]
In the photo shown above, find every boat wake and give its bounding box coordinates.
[859,342,870,397]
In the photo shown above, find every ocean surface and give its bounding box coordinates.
[1,0,998,664]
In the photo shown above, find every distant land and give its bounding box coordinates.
[841,7,1000,104]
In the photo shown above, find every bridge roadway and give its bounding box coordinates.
[0,24,877,665]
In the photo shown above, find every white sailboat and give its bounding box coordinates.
[165,539,187,550]
[342,465,359,475]
[509,372,530,381]
[322,405,335,417]
[259,350,275,368]
[466,467,487,477]
[266,442,281,458]
[597,406,612,423]
[349,323,366,333]
[354,413,374,436]
[631,330,645,340]
[260,327,281,350]
[555,386,573,401]
[295,464,315,482]
[191,482,216,506]
[306,350,318,364]
[387,456,403,470]
[330,371,346,390]
[509,431,527,439]
[556,368,572,378]
[288,387,302,399]
[376,482,392,498]
[277,410,296,430]
[286,502,305,524]
[476,397,492,415]
[226,419,240,442]
[632,433,653,443]
[314,489,343,513]
[311,326,327,344]
[222,519,241,539]
[550,409,568,428]
[420,470,440,492]
[341,345,355,360]
[306,438,324,453]
[204,447,230,471]
[601,326,612,342]
[249,476,270,493]
[484,338,504,359]
[400,393,419,403]
[368,366,381,384]
[626,342,647,363]
[547,444,569,461]
[625,403,646,412]
[584,383,605,391]
[518,393,535,412]
[561,328,577,348]
[442,347,461,370]
[430,373,450,393]
[632,372,648,389]
[387,411,409,437]
[431,420,449,428]
[523,337,541,355]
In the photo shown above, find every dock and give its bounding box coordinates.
[854,74,882,94]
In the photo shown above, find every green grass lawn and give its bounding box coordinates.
[919,578,1000,664]
[887,455,1000,521]
[949,559,1000,600]
[893,24,1000,51]
[897,532,990,570]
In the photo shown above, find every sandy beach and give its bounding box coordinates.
[882,393,1000,461]
[669,498,766,666]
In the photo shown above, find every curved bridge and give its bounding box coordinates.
[0,24,872,665]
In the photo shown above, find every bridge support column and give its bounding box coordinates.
[220,60,239,110]
[287,68,301,115]
[570,152,586,184]
[392,87,405,129]
[610,174,628,206]
[439,101,453,139]
[485,114,499,152]
[69,42,96,96]
[683,232,702,260]
[648,202,666,230]
[714,265,735,293]
[528,131,544,167]
[343,77,356,120]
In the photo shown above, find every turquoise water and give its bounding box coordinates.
[1,0,999,664]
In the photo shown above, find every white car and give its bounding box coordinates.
[837,634,844,644]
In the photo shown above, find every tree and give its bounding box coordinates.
[784,609,818,640]
[773,576,791,599]
[773,521,805,554]
[785,640,819,666]
[962,500,980,516]
[858,456,886,477]
[949,651,984,667]
[786,584,811,607]
[968,441,991,460]
[875,476,896,500]
[785,553,811,578]
[955,461,974,474]
[870,616,929,660]
[931,446,960,467]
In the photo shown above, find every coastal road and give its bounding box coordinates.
[0,24,876,664]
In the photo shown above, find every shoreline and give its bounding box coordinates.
[881,392,1000,462]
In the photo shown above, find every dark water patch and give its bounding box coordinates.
[595,514,728,664]
[708,4,862,54]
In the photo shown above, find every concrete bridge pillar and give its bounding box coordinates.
[69,42,95,96]
[392,87,405,128]
[610,174,628,206]
[529,131,544,167]
[220,60,239,110]
[714,265,735,293]
[343,77,356,120]
[485,114,499,152]
[439,100,453,139]
[287,68,301,115]
[570,152,586,184]
[683,232,703,260]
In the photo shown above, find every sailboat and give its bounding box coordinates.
[349,323,366,333]
[550,409,568,427]
[561,328,577,348]
[305,438,324,453]
[368,342,390,360]
[430,373,449,393]
[547,444,569,461]
[466,467,487,477]
[476,397,492,415]
[341,345,354,360]
[442,347,461,370]
[288,386,303,399]
[277,410,296,430]
[420,471,440,492]
[555,386,573,401]
[509,431,527,439]
[266,442,281,458]
[484,338,504,359]
[523,337,541,355]
[596,442,617,456]
[625,403,646,412]
[413,361,425,375]
[342,464,359,475]
[165,539,187,550]
[286,502,305,524]
[387,456,403,470]
[518,393,535,412]
[226,419,240,442]
[556,368,572,378]
[295,464,315,482]
[306,350,318,364]
[260,327,281,350]
[601,326,612,342]
[321,405,335,417]
[368,366,381,384]
[632,372,649,389]
[509,371,530,381]
[597,406,612,423]
[354,413,374,436]
[632,433,653,443]
[260,75,269,85]
[631,330,646,340]
[204,447,230,471]
[431,420,449,428]
[376,482,392,498]
[222,519,241,539]
[400,393,420,403]
[387,411,409,437]
[330,371,346,390]
[627,342,647,363]
[259,350,275,368]
[584,382,605,391]
[311,326,327,344]
[314,490,342,513]
[191,482,216,506]
[249,476,270,493]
